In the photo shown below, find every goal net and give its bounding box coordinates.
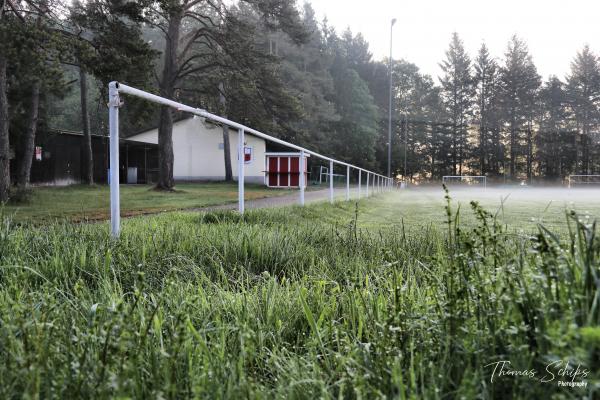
[442,176,487,188]
[568,175,600,188]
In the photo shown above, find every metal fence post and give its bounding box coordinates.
[366,173,370,197]
[109,82,120,238]
[238,128,245,213]
[373,174,376,194]
[299,150,305,206]
[329,160,334,203]
[358,170,361,199]
[346,165,350,201]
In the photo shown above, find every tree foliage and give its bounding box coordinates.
[3,0,600,195]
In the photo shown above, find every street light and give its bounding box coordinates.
[387,18,396,179]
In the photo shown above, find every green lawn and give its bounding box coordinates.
[0,188,597,398]
[354,186,600,233]
[2,182,289,223]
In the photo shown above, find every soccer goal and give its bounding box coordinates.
[568,175,600,188]
[442,175,487,188]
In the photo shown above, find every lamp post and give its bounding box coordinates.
[387,18,396,179]
[404,116,407,183]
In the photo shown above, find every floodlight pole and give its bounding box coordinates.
[108,82,121,238]
[388,18,397,178]
[299,150,305,205]
[404,117,408,184]
[238,128,245,213]
[329,160,334,203]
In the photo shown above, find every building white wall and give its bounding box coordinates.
[128,117,266,183]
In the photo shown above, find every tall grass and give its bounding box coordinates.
[0,194,597,398]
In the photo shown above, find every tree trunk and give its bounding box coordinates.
[493,128,501,176]
[219,82,232,181]
[582,130,589,175]
[0,49,8,202]
[16,81,40,187]
[479,86,486,175]
[509,116,516,180]
[80,67,93,184]
[157,106,174,189]
[156,10,183,191]
[526,123,532,182]
[452,124,457,176]
[458,116,463,176]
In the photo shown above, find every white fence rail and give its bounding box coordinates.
[108,82,394,237]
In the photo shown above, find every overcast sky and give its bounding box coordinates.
[308,0,600,81]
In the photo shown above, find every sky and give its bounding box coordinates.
[308,0,600,81]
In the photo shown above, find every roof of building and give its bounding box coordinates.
[48,129,158,147]
[126,115,264,140]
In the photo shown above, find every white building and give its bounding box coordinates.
[128,116,267,184]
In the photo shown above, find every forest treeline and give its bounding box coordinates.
[1,0,600,201]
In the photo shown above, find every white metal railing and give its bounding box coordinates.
[108,82,394,237]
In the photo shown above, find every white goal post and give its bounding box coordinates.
[568,175,600,188]
[108,82,394,237]
[442,175,487,188]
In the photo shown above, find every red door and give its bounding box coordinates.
[290,157,299,186]
[279,157,289,186]
[268,157,278,187]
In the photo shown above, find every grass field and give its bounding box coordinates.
[362,186,600,232]
[2,182,288,223]
[0,186,598,398]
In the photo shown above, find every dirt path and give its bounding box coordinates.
[197,186,369,212]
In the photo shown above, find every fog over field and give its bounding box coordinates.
[355,186,600,232]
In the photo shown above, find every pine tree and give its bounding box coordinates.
[439,32,473,175]
[4,0,67,188]
[273,2,339,148]
[536,76,572,179]
[140,0,307,190]
[499,35,540,180]
[473,43,499,175]
[326,29,378,167]
[566,44,600,174]
[0,0,10,202]
[69,0,156,185]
